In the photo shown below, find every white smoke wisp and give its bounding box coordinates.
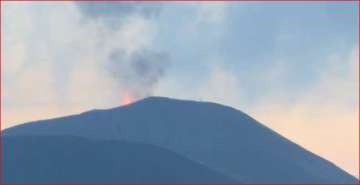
[2,2,168,128]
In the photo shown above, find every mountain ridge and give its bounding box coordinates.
[3,135,237,183]
[2,96,358,183]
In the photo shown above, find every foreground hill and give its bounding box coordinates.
[3,136,236,183]
[3,97,358,183]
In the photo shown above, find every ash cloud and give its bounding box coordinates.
[108,50,169,98]
[76,3,161,18]
[75,2,168,99]
[76,3,161,30]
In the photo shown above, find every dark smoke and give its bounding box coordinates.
[76,2,161,18]
[76,2,161,27]
[74,2,168,99]
[108,50,169,98]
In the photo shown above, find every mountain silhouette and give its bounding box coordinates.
[3,136,236,183]
[3,97,358,183]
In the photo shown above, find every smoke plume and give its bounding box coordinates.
[76,2,168,100]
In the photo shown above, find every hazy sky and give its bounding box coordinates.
[2,2,358,177]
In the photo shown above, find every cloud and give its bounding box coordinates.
[196,3,227,24]
[75,2,169,99]
[108,49,169,98]
[77,2,161,19]
[196,64,244,107]
[2,2,167,128]
[154,46,358,177]
[76,3,161,31]
[250,46,359,177]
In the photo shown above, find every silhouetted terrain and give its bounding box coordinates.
[3,136,236,183]
[3,97,358,183]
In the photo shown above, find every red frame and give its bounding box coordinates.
[0,0,358,184]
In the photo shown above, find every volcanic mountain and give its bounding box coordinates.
[2,97,358,183]
[3,136,236,183]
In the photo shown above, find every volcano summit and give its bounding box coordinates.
[2,97,358,183]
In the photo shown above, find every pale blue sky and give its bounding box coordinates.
[153,2,357,105]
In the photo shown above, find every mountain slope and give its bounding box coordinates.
[3,97,358,183]
[3,136,237,183]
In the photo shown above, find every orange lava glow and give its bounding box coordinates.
[122,93,134,106]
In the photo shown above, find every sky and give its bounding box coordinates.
[1,1,358,177]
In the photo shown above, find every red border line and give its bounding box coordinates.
[0,0,358,2]
[357,0,360,183]
[1,0,3,183]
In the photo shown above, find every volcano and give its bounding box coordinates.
[2,97,358,183]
